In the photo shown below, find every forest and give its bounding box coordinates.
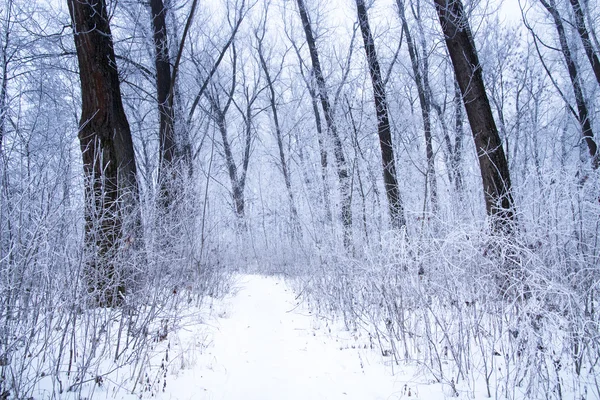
[1,0,599,398]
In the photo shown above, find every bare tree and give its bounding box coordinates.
[0,0,13,156]
[296,0,353,247]
[287,33,332,223]
[186,0,246,126]
[204,44,254,222]
[68,0,141,306]
[256,9,300,234]
[150,0,199,205]
[452,80,464,192]
[396,0,438,214]
[433,0,514,232]
[150,0,176,172]
[568,0,600,87]
[355,0,406,229]
[537,0,598,169]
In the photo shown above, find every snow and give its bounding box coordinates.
[28,274,477,399]
[150,275,412,400]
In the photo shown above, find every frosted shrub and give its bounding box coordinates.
[296,174,600,399]
[0,168,228,399]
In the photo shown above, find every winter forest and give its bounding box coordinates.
[1,0,600,397]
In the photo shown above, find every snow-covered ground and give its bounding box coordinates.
[153,274,410,399]
[27,271,595,399]
[105,272,482,400]
[38,274,470,399]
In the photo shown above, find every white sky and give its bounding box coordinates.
[498,0,523,23]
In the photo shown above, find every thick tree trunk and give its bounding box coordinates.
[356,0,406,229]
[433,0,514,232]
[540,0,598,168]
[68,0,140,306]
[296,0,353,248]
[396,0,437,214]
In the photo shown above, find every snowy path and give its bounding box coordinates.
[159,275,406,400]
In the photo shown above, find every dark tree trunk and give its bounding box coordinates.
[356,0,406,229]
[216,111,245,218]
[150,0,176,176]
[569,0,600,87]
[433,0,514,232]
[311,90,333,222]
[396,0,437,214]
[540,0,598,168]
[210,98,245,219]
[151,0,199,203]
[296,0,353,248]
[68,0,141,306]
[205,45,251,223]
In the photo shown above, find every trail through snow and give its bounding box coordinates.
[158,275,409,400]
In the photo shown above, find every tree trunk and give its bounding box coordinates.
[569,0,600,87]
[0,50,7,157]
[290,40,332,223]
[150,0,176,187]
[257,35,300,234]
[356,0,406,229]
[68,0,141,306]
[205,45,251,224]
[433,0,514,232]
[396,0,438,214]
[0,0,11,156]
[540,0,598,168]
[215,107,244,219]
[453,80,464,193]
[296,0,353,248]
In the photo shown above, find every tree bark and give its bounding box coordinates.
[296,0,353,248]
[540,0,598,168]
[150,0,176,174]
[433,0,514,232]
[356,0,406,229]
[68,0,141,306]
[149,0,178,208]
